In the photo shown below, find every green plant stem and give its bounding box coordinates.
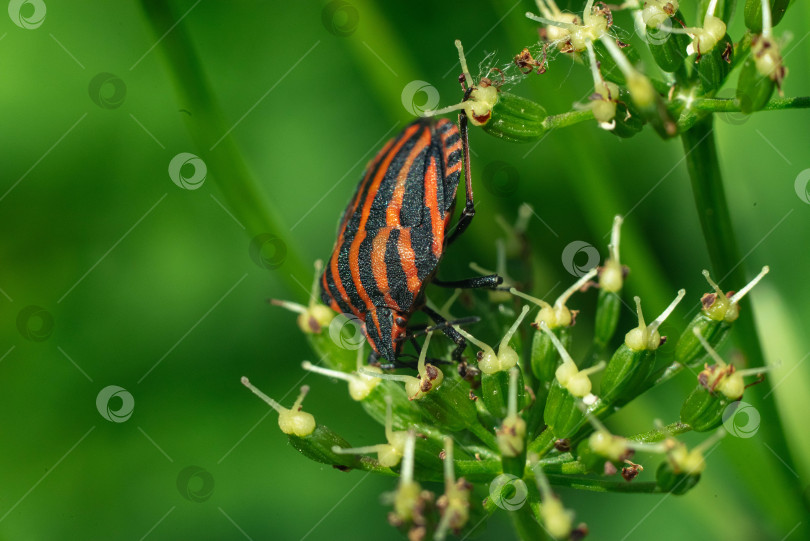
[629,421,692,443]
[541,109,595,130]
[136,0,308,289]
[693,96,810,112]
[545,474,661,493]
[510,504,548,541]
[466,422,501,451]
[681,116,804,513]
[527,427,557,456]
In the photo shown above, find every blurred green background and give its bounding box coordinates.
[2,0,809,539]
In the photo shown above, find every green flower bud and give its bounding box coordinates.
[427,40,505,127]
[388,432,432,531]
[332,396,411,468]
[674,267,769,366]
[540,322,605,439]
[696,31,734,93]
[242,378,365,468]
[513,268,598,384]
[530,326,572,387]
[365,333,483,437]
[576,413,668,475]
[364,332,444,400]
[680,328,771,431]
[577,430,633,474]
[271,260,335,334]
[271,261,357,372]
[436,438,472,540]
[602,291,685,405]
[302,349,381,402]
[745,0,791,33]
[303,353,424,429]
[456,306,529,418]
[526,0,610,54]
[242,378,315,437]
[656,429,725,494]
[594,216,626,348]
[737,33,786,113]
[532,464,575,539]
[496,368,528,457]
[639,3,690,72]
[481,91,548,143]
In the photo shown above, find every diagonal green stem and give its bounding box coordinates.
[136,0,309,289]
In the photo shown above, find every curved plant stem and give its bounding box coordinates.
[136,0,309,289]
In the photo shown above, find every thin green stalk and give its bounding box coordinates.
[628,422,691,443]
[545,475,661,493]
[510,503,549,541]
[681,115,804,518]
[541,109,595,130]
[136,0,308,289]
[693,96,810,112]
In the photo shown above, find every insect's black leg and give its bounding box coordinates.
[445,111,475,246]
[421,304,467,361]
[433,274,503,289]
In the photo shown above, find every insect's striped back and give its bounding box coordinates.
[320,118,462,359]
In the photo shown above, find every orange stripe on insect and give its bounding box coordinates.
[396,228,422,296]
[357,124,421,232]
[423,157,444,258]
[327,253,361,318]
[445,160,462,177]
[337,138,396,243]
[386,127,431,227]
[371,227,399,310]
[349,229,375,314]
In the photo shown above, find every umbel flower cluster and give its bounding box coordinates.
[426,0,793,141]
[252,212,771,540]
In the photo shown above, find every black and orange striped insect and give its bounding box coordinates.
[320,111,501,366]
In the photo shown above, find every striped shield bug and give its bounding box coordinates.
[319,110,501,366]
